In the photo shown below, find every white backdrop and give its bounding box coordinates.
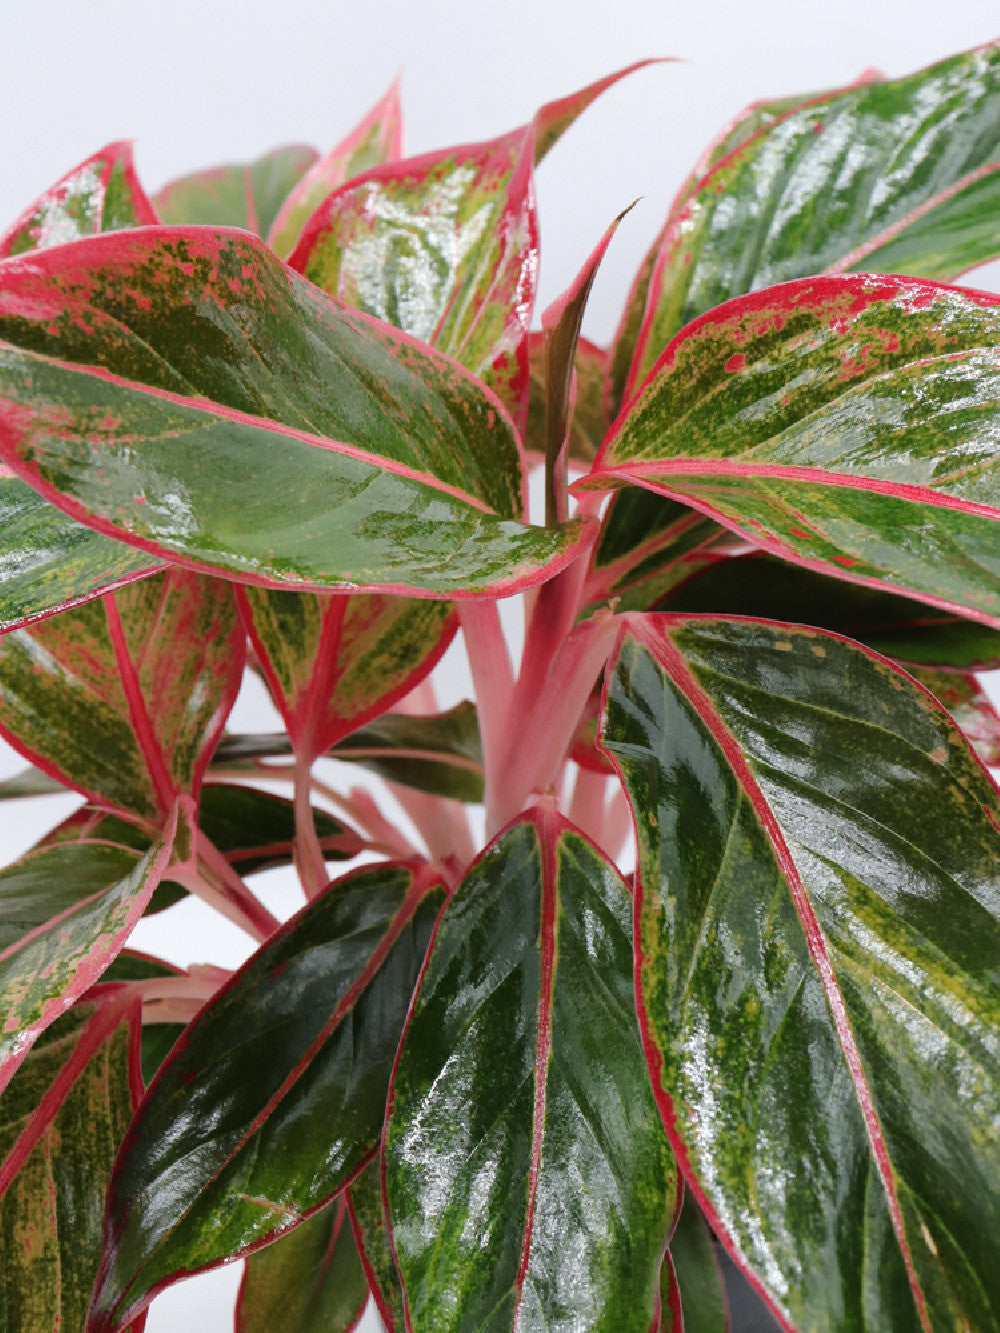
[3,1,1000,1327]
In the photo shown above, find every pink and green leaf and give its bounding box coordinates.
[667,1188,728,1333]
[584,274,1000,627]
[0,825,175,1095]
[0,141,158,258]
[87,859,445,1332]
[384,808,677,1332]
[331,700,483,802]
[602,614,1000,1331]
[0,568,243,821]
[0,227,585,596]
[240,588,455,760]
[236,1196,369,1333]
[0,992,145,1333]
[531,60,669,166]
[268,79,403,259]
[906,667,1000,765]
[287,129,538,434]
[152,145,318,238]
[625,41,1000,393]
[348,1159,405,1331]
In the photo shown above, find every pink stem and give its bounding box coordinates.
[294,754,329,900]
[459,601,516,829]
[182,834,281,942]
[387,779,476,865]
[567,765,611,842]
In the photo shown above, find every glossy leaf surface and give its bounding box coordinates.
[236,1196,368,1333]
[385,809,676,1332]
[587,274,1000,626]
[603,615,1000,1331]
[0,995,141,1333]
[287,128,537,432]
[269,80,403,258]
[627,41,1000,389]
[152,145,317,237]
[658,549,1000,668]
[0,141,158,257]
[0,831,172,1095]
[0,227,584,596]
[668,1188,727,1333]
[349,1159,404,1332]
[0,568,243,820]
[906,666,1000,765]
[89,860,445,1330]
[241,587,454,759]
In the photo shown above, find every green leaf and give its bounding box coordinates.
[88,860,445,1331]
[287,128,537,432]
[627,41,1000,392]
[603,615,1000,1331]
[525,332,609,466]
[0,228,585,597]
[240,588,455,759]
[0,141,158,257]
[385,809,676,1331]
[585,273,1000,626]
[268,79,402,259]
[667,1188,727,1333]
[906,666,1000,765]
[0,994,141,1333]
[348,1159,404,1332]
[658,549,1000,668]
[236,1196,369,1333]
[0,828,174,1094]
[0,568,243,820]
[332,701,483,802]
[152,144,318,238]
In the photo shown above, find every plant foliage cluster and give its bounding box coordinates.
[0,42,999,1333]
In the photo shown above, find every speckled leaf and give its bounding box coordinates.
[385,809,676,1332]
[667,1188,727,1333]
[152,145,317,238]
[585,274,1000,627]
[0,567,243,821]
[0,141,158,257]
[625,41,1000,391]
[236,1196,369,1333]
[240,588,455,760]
[87,860,445,1332]
[0,227,584,596]
[0,993,143,1333]
[348,1159,404,1331]
[605,70,879,415]
[287,129,537,433]
[269,80,402,259]
[583,490,735,616]
[906,667,1000,765]
[332,701,483,802]
[603,615,1000,1331]
[657,549,1000,669]
[0,828,174,1096]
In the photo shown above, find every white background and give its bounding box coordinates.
[3,1,1000,1328]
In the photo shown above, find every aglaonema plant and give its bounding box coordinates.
[0,40,999,1333]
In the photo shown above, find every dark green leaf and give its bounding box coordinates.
[0,831,173,1094]
[0,228,585,597]
[331,701,483,801]
[659,550,1000,668]
[586,274,1000,626]
[241,588,455,759]
[0,568,243,820]
[88,860,445,1331]
[603,615,1000,1330]
[287,128,536,432]
[0,995,140,1333]
[153,145,318,238]
[269,80,402,259]
[348,1159,404,1332]
[627,42,1000,390]
[667,1187,727,1333]
[906,666,1000,765]
[385,809,676,1331]
[236,1196,369,1333]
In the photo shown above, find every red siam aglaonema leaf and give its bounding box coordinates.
[152,145,317,238]
[602,614,1000,1331]
[582,273,1000,627]
[0,988,147,1333]
[384,807,677,1332]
